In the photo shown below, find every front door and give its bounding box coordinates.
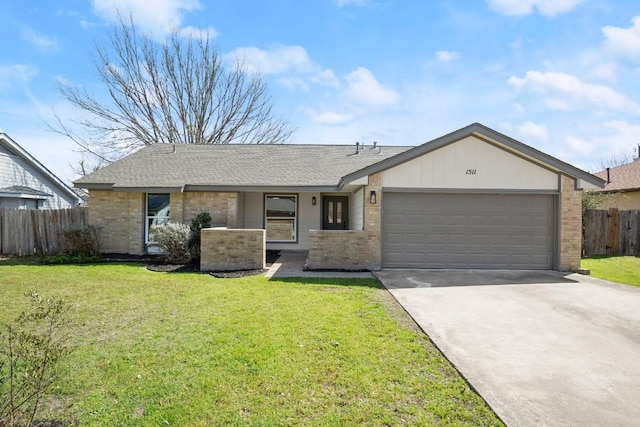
[322,196,349,230]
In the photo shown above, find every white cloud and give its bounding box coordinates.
[486,0,585,17]
[435,50,461,62]
[308,110,354,125]
[565,120,640,167]
[602,16,640,63]
[0,65,37,90]
[178,25,218,40]
[229,45,339,89]
[21,27,60,51]
[345,67,400,107]
[232,45,312,75]
[91,0,201,34]
[336,0,372,7]
[507,71,640,115]
[517,121,548,142]
[566,135,596,156]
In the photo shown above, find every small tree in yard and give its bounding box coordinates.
[0,292,73,427]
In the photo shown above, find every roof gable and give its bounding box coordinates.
[0,133,81,205]
[341,123,605,189]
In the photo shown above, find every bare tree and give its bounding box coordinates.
[593,150,633,172]
[51,16,293,164]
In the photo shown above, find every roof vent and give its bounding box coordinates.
[606,167,610,184]
[635,144,640,162]
[355,141,360,154]
[371,141,377,149]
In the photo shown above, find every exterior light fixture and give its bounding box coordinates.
[370,190,377,204]
[312,196,317,205]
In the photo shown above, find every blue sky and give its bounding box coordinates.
[1,0,639,183]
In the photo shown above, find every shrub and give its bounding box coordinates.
[150,222,192,264]
[188,212,212,263]
[61,225,101,257]
[0,291,73,427]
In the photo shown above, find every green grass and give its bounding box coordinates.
[0,262,502,426]
[581,256,640,287]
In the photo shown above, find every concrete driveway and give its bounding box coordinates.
[374,270,640,427]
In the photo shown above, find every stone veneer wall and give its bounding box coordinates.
[559,175,582,271]
[88,190,144,254]
[307,173,383,270]
[200,228,265,271]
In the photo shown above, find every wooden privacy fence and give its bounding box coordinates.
[0,208,89,256]
[583,208,640,256]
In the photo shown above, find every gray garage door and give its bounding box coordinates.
[382,193,555,269]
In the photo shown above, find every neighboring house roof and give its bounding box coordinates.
[74,122,606,191]
[593,160,640,192]
[0,133,82,205]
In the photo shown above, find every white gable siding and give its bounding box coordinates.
[381,136,559,190]
[0,152,77,209]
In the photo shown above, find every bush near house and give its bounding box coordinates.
[149,223,192,264]
[187,212,212,263]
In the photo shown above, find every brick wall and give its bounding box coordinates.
[170,192,238,227]
[88,190,239,255]
[88,190,144,254]
[306,230,378,270]
[200,228,265,271]
[363,172,382,268]
[559,175,582,271]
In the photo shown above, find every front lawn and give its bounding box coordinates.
[0,263,501,426]
[581,256,640,287]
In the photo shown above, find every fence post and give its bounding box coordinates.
[607,208,618,255]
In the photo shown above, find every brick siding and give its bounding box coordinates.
[559,175,582,271]
[170,191,238,227]
[88,190,239,255]
[88,190,144,254]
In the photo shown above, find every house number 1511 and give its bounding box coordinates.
[465,169,477,175]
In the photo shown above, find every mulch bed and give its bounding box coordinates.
[144,250,281,278]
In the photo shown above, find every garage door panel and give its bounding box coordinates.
[383,193,554,269]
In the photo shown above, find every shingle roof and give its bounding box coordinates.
[594,160,640,192]
[74,143,412,190]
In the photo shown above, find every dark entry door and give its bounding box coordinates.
[323,196,349,230]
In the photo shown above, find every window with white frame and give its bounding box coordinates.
[265,194,297,242]
[146,193,170,252]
